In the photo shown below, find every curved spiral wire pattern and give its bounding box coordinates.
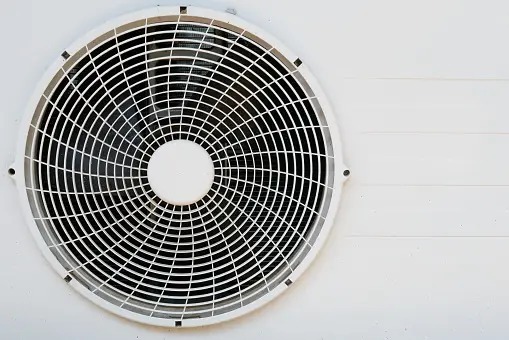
[23,14,335,323]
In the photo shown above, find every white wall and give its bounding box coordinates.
[1,0,508,339]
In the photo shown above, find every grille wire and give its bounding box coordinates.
[23,13,336,324]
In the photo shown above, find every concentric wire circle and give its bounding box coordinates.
[16,6,346,327]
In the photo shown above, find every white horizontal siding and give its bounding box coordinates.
[333,78,509,240]
[340,185,509,236]
[295,1,509,79]
[338,79,509,134]
[348,133,507,185]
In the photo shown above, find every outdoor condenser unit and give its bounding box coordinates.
[2,1,508,339]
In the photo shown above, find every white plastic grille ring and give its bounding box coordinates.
[17,6,347,327]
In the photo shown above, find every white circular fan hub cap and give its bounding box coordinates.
[147,140,214,205]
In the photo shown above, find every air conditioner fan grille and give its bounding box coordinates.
[23,13,336,324]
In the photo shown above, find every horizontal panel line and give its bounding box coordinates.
[360,131,509,136]
[355,184,509,187]
[341,77,509,82]
[346,235,509,239]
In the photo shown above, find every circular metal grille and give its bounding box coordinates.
[19,7,344,327]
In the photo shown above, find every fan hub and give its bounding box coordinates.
[147,140,214,205]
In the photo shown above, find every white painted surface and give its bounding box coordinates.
[1,0,508,339]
